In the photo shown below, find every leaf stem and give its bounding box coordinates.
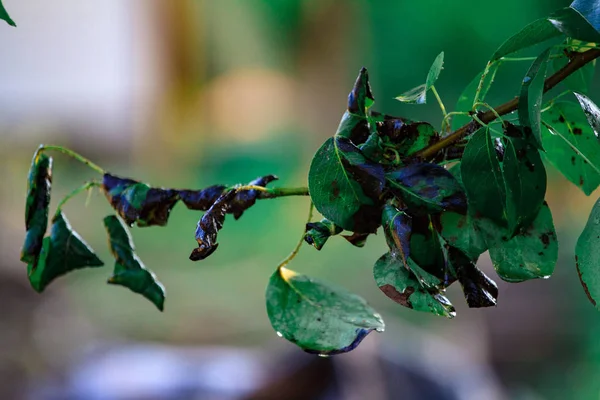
[234,184,309,198]
[473,102,505,126]
[472,61,494,108]
[55,181,102,214]
[440,111,469,134]
[277,201,314,270]
[39,145,105,175]
[430,85,447,118]
[415,48,600,160]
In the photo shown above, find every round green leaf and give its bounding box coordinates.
[575,197,600,309]
[266,267,384,355]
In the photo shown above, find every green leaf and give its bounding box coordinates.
[27,212,104,292]
[373,253,455,318]
[104,215,165,311]
[519,48,551,149]
[385,163,467,216]
[0,0,15,27]
[408,215,447,287]
[308,136,384,233]
[502,124,547,234]
[571,0,600,34]
[440,211,488,259]
[542,102,600,195]
[304,219,343,251]
[574,92,600,136]
[21,151,53,263]
[452,64,499,131]
[461,127,507,224]
[490,17,562,61]
[266,267,384,355]
[190,189,235,261]
[395,52,444,104]
[575,197,600,309]
[102,174,180,227]
[447,247,498,308]
[552,41,596,94]
[549,7,600,42]
[482,202,558,282]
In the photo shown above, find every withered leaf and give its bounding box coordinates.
[190,189,236,261]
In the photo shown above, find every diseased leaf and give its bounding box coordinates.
[308,136,385,233]
[104,215,165,311]
[341,232,370,247]
[396,52,444,104]
[481,202,558,282]
[27,212,104,292]
[304,219,343,250]
[490,17,562,61]
[386,163,467,215]
[178,185,226,211]
[336,68,375,145]
[0,0,15,27]
[21,151,53,263]
[542,101,600,195]
[502,123,547,234]
[552,41,596,94]
[574,92,600,136]
[575,197,600,309]
[452,64,499,131]
[229,175,278,219]
[190,190,236,261]
[461,127,507,224]
[381,203,412,268]
[448,247,498,308]
[408,215,447,287]
[102,173,179,227]
[266,267,384,355]
[519,48,550,149]
[373,253,455,318]
[440,211,488,260]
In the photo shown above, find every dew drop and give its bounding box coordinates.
[541,275,551,280]
[375,327,385,332]
[318,354,330,358]
[276,331,283,338]
[523,76,532,84]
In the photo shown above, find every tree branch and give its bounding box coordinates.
[415,48,600,160]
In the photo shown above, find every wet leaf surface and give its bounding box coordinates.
[104,215,165,311]
[542,101,600,195]
[0,0,15,27]
[21,152,52,263]
[381,203,412,268]
[27,212,104,292]
[575,197,600,309]
[190,190,236,261]
[449,247,498,308]
[549,7,600,42]
[571,0,600,34]
[304,219,343,250]
[266,267,384,355]
[308,136,385,233]
[483,202,558,282]
[519,48,550,149]
[373,253,455,317]
[408,215,447,287]
[574,92,600,136]
[386,163,467,215]
[102,173,179,227]
[395,52,444,104]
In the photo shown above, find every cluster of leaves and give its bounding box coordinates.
[20,150,277,310]
[16,0,600,356]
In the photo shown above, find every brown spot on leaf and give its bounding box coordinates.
[576,256,597,306]
[580,176,585,186]
[331,180,340,199]
[571,156,576,165]
[379,284,414,308]
[541,233,550,248]
[573,127,583,135]
[558,115,566,123]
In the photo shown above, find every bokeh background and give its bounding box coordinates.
[1,0,600,399]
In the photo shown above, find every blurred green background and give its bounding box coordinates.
[1,0,600,398]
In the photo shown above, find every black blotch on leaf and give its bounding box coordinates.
[179,185,226,211]
[190,190,236,261]
[229,175,278,219]
[304,219,343,250]
[452,247,498,308]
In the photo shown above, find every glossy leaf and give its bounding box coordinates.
[190,190,236,261]
[461,127,507,225]
[542,102,600,195]
[396,52,444,104]
[502,123,547,234]
[27,212,104,292]
[549,7,600,42]
[335,68,375,145]
[448,247,498,308]
[102,173,179,227]
[304,219,343,250]
[483,202,558,282]
[266,267,384,355]
[386,163,466,216]
[519,48,550,149]
[21,152,53,263]
[381,204,412,268]
[178,185,226,211]
[575,197,600,309]
[408,215,447,287]
[574,92,600,136]
[572,0,600,33]
[308,136,384,233]
[452,64,499,131]
[490,17,562,61]
[0,0,15,27]
[373,253,455,317]
[440,211,487,260]
[104,215,165,311]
